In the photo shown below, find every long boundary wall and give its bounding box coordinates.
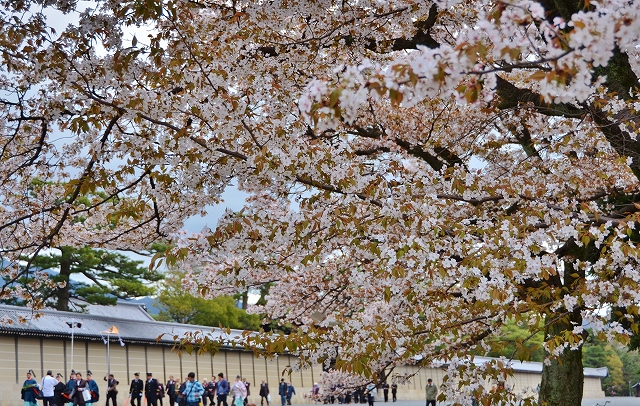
[0,335,604,405]
[0,335,323,406]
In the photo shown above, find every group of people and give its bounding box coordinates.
[125,371,255,406]
[21,369,281,406]
[21,369,102,406]
[314,382,398,405]
[277,379,296,406]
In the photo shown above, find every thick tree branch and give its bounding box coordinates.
[495,76,583,118]
[295,175,383,207]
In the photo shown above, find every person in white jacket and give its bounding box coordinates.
[230,376,247,406]
[41,370,58,406]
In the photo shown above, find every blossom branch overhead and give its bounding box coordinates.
[2,0,640,404]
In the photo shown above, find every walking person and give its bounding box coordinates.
[202,380,209,406]
[311,384,319,404]
[157,381,166,406]
[177,379,186,406]
[216,373,230,406]
[390,384,397,402]
[381,382,389,403]
[242,378,250,406]
[54,373,68,406]
[166,376,177,406]
[145,373,159,406]
[365,383,375,406]
[181,372,204,406]
[285,383,295,406]
[86,372,100,406]
[424,379,437,406]
[231,376,247,406]
[259,380,269,406]
[278,380,287,406]
[22,370,39,406]
[72,372,88,406]
[129,373,143,406]
[204,377,217,406]
[41,370,58,406]
[66,372,77,406]
[104,374,119,406]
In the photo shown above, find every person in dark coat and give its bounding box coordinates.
[156,382,165,406]
[259,380,269,406]
[86,372,100,405]
[72,372,89,406]
[166,376,177,406]
[177,379,187,405]
[22,370,39,406]
[145,373,159,406]
[216,373,229,406]
[129,373,144,406]
[202,380,210,406]
[242,378,250,406]
[67,372,77,403]
[382,382,389,403]
[285,383,295,406]
[204,377,217,406]
[54,373,68,406]
[278,380,287,406]
[104,374,119,406]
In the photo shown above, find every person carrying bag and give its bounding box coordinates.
[230,376,247,406]
[181,372,204,406]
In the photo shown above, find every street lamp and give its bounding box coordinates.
[65,321,82,373]
[102,326,120,376]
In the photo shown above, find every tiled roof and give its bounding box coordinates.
[0,304,243,346]
[468,356,608,378]
[414,355,608,379]
[68,300,156,321]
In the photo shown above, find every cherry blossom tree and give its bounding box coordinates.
[1,0,640,405]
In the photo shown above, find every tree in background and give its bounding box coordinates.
[618,349,640,396]
[4,246,163,311]
[484,322,640,396]
[482,319,545,362]
[583,331,640,396]
[1,1,640,406]
[155,269,260,330]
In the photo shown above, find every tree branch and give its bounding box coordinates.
[495,76,583,118]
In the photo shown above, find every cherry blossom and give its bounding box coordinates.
[2,0,640,405]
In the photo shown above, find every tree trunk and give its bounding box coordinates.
[539,259,585,406]
[241,290,248,310]
[539,320,584,406]
[56,247,72,312]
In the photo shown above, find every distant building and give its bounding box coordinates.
[0,303,606,405]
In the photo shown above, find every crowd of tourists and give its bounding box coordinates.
[20,369,295,406]
[309,381,399,405]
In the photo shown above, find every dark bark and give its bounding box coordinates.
[494,77,583,118]
[241,290,248,310]
[57,247,72,312]
[538,255,587,406]
[539,317,584,406]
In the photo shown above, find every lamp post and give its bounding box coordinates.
[106,334,110,376]
[65,320,82,373]
[102,326,119,377]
